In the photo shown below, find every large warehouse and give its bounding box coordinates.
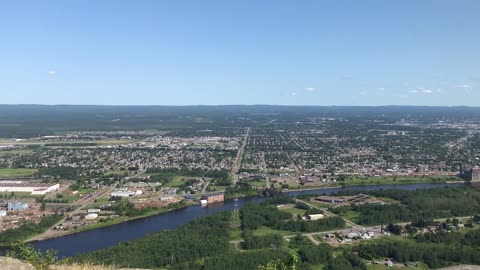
[0,181,59,195]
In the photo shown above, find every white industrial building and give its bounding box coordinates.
[110,190,135,197]
[0,181,59,195]
[306,214,325,221]
[85,213,98,220]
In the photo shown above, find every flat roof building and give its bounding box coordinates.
[7,201,29,211]
[0,181,59,195]
[110,190,135,197]
[203,192,225,204]
[307,214,325,220]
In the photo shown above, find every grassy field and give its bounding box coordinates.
[308,201,332,209]
[166,176,188,187]
[279,204,307,216]
[0,149,34,157]
[344,175,462,186]
[248,180,267,187]
[57,188,96,203]
[103,170,128,176]
[341,210,361,223]
[0,168,37,177]
[0,191,38,198]
[251,226,294,237]
[208,185,227,192]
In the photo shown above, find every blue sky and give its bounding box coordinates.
[1,0,479,106]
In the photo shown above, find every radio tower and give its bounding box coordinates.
[234,196,239,213]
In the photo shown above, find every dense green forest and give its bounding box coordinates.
[0,215,63,246]
[355,234,480,268]
[240,200,345,233]
[74,210,365,270]
[331,187,480,225]
[75,212,234,268]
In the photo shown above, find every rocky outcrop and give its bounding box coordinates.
[438,266,480,270]
[0,257,152,270]
[0,256,36,270]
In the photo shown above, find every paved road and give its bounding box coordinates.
[125,168,147,180]
[231,127,250,185]
[201,180,210,194]
[446,132,477,150]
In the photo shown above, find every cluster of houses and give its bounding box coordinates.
[324,231,376,244]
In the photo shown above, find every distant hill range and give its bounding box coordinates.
[2,104,480,138]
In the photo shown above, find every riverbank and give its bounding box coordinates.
[26,200,195,242]
[31,182,466,258]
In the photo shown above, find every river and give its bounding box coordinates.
[32,182,463,258]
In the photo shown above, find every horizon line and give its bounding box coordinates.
[0,104,478,108]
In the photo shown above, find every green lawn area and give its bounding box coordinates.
[308,264,325,270]
[0,168,37,177]
[282,182,303,189]
[166,176,186,187]
[0,149,34,157]
[249,180,267,188]
[0,191,39,198]
[207,185,227,192]
[94,196,111,204]
[104,170,128,176]
[308,201,332,209]
[58,188,96,203]
[340,210,361,223]
[344,175,461,186]
[279,204,307,216]
[252,226,293,237]
[230,227,243,240]
[92,139,137,145]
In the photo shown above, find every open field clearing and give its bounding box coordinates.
[0,168,37,178]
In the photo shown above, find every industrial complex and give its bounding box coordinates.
[0,181,60,195]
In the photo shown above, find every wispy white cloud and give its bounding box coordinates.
[377,87,385,91]
[304,87,316,92]
[455,84,473,94]
[410,87,436,94]
[456,84,473,89]
[290,92,297,96]
[47,70,57,75]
